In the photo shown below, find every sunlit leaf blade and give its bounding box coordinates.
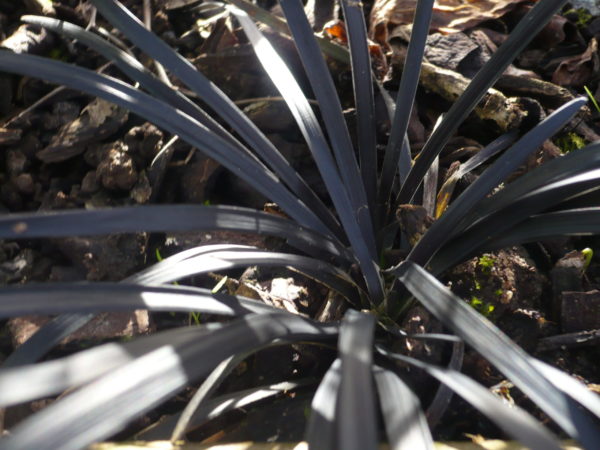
[180,380,312,435]
[432,168,600,273]
[482,208,600,251]
[379,0,434,208]
[89,0,341,236]
[399,134,412,187]
[278,0,375,250]
[0,325,223,407]
[435,131,518,217]
[141,380,311,440]
[132,245,362,304]
[530,358,600,419]
[429,143,600,272]
[0,53,335,238]
[422,155,438,216]
[454,131,519,181]
[228,5,383,303]
[171,353,246,441]
[373,366,434,450]
[394,261,600,447]
[226,0,351,63]
[375,346,562,450]
[4,246,289,368]
[339,0,377,210]
[456,141,600,226]
[397,0,571,204]
[543,185,600,211]
[425,341,463,428]
[0,340,140,407]
[337,310,377,450]
[1,206,350,367]
[0,204,351,263]
[0,282,273,318]
[408,97,586,267]
[306,359,342,449]
[2,314,338,449]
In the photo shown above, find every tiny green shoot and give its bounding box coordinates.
[189,276,229,326]
[211,275,228,294]
[469,296,495,317]
[556,132,587,153]
[564,8,593,28]
[582,247,593,271]
[584,86,600,114]
[478,254,495,274]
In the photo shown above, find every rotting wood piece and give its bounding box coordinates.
[388,38,526,132]
[0,127,21,146]
[538,329,600,351]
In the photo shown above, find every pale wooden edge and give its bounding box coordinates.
[89,439,582,449]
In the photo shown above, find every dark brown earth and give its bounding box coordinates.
[0,0,599,444]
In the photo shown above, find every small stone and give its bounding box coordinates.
[124,123,163,161]
[96,149,138,191]
[80,170,100,194]
[561,290,600,332]
[6,150,28,176]
[130,170,152,204]
[84,140,128,167]
[14,173,34,195]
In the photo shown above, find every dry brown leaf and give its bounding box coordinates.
[370,0,530,43]
[552,37,599,87]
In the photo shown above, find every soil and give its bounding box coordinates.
[0,0,599,445]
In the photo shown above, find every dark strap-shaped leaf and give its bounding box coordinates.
[482,208,600,251]
[0,324,227,407]
[339,0,378,211]
[228,5,384,303]
[0,52,333,237]
[0,204,352,264]
[0,282,274,319]
[379,0,434,212]
[406,97,586,267]
[425,341,463,428]
[435,130,518,217]
[337,310,377,450]
[376,345,562,450]
[141,379,311,440]
[397,0,570,204]
[454,141,600,229]
[89,0,342,236]
[1,313,94,368]
[132,244,362,304]
[432,170,600,273]
[23,13,338,231]
[373,365,434,450]
[394,261,600,447]
[170,353,247,440]
[1,313,338,449]
[530,358,600,419]
[278,0,376,249]
[306,359,342,449]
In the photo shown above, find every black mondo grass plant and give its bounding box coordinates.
[0,0,599,448]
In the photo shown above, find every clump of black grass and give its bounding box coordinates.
[0,0,599,448]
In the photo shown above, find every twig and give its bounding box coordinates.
[537,329,600,351]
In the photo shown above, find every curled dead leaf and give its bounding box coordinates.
[552,38,599,87]
[370,0,530,44]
